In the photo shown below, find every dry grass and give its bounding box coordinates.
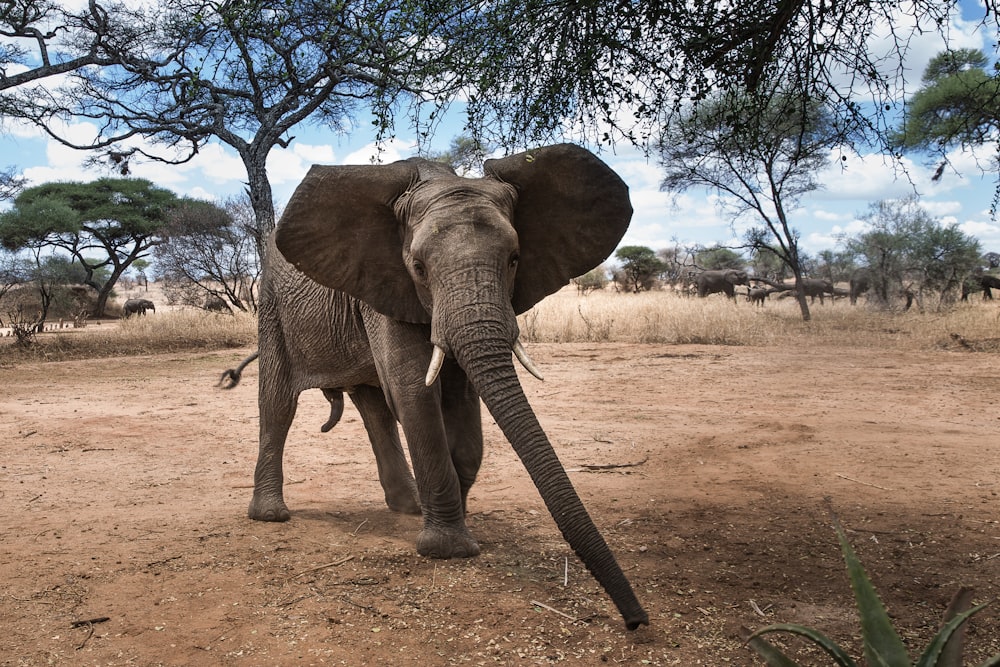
[2,289,999,364]
[518,288,1000,351]
[0,309,257,362]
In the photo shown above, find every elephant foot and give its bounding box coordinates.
[417,525,480,559]
[385,491,422,515]
[248,494,291,522]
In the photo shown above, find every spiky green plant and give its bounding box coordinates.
[744,519,1000,667]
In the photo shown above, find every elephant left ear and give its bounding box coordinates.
[484,144,632,314]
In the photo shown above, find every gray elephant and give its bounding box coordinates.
[800,278,835,304]
[122,297,155,317]
[962,273,1000,301]
[204,295,230,312]
[746,287,769,306]
[696,269,750,298]
[849,269,870,305]
[244,144,647,630]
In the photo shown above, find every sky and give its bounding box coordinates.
[2,1,1000,260]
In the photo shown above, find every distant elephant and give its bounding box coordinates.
[237,144,647,630]
[122,298,155,317]
[204,295,230,312]
[800,278,835,304]
[746,287,769,306]
[696,269,750,298]
[963,274,1000,301]
[849,269,870,305]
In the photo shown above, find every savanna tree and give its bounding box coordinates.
[659,88,842,320]
[155,195,261,312]
[893,49,1000,187]
[844,196,981,310]
[0,178,191,316]
[615,245,666,293]
[7,0,471,256]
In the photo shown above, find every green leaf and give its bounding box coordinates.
[742,627,802,667]
[747,624,858,667]
[916,602,992,667]
[834,523,911,667]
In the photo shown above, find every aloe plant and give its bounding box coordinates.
[744,519,1000,667]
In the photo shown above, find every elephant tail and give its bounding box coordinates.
[218,351,260,389]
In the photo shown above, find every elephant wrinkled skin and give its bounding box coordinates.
[246,144,648,630]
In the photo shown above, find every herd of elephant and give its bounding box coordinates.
[693,269,847,304]
[693,268,1000,305]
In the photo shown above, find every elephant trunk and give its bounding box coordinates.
[449,324,648,630]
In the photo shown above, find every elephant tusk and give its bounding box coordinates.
[425,345,446,386]
[514,339,544,381]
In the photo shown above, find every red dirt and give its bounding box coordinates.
[1,341,998,665]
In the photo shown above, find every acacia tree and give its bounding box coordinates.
[462,0,969,153]
[9,0,469,256]
[0,0,114,94]
[0,178,190,317]
[844,196,981,310]
[658,89,841,321]
[614,245,666,293]
[894,50,1000,162]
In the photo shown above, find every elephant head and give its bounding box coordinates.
[274,144,647,629]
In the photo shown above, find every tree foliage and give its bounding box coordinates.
[843,196,981,310]
[614,245,666,293]
[424,136,494,176]
[0,178,189,316]
[460,0,964,152]
[893,49,1000,158]
[7,0,469,250]
[693,245,745,271]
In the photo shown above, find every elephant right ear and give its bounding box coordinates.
[274,161,429,323]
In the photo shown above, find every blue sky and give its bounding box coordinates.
[2,1,999,258]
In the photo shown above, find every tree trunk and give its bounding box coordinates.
[244,155,276,261]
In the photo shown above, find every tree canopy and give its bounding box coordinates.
[843,196,981,309]
[5,0,468,248]
[614,245,666,293]
[0,178,193,317]
[894,49,1000,156]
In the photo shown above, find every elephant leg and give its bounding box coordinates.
[438,361,483,514]
[366,316,477,559]
[348,384,421,515]
[249,370,299,522]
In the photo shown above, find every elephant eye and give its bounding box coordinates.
[412,260,427,279]
[509,252,520,270]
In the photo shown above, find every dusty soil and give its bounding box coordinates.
[1,341,998,666]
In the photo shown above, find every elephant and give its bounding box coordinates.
[746,287,769,306]
[800,278,835,304]
[122,298,155,317]
[849,269,870,305]
[240,144,648,630]
[204,295,230,312]
[962,274,1000,301]
[696,269,750,298]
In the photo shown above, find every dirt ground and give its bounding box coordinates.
[1,340,998,666]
